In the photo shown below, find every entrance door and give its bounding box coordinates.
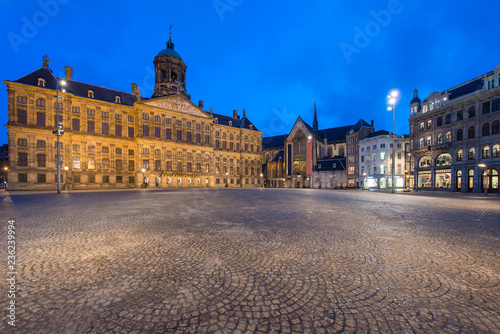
[456,170,462,191]
[295,180,300,188]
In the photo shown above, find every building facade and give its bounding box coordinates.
[262,135,286,188]
[346,120,375,187]
[4,37,262,190]
[359,130,409,190]
[409,63,500,193]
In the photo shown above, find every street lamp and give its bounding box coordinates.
[478,163,488,195]
[54,75,66,194]
[225,171,229,187]
[260,173,263,188]
[387,89,399,193]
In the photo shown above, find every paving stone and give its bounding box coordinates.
[0,189,499,333]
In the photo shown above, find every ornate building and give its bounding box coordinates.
[409,63,500,193]
[4,35,262,190]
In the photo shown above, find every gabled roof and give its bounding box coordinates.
[320,125,353,143]
[13,66,146,106]
[211,112,259,131]
[364,129,392,139]
[350,119,372,131]
[314,157,346,171]
[262,135,286,149]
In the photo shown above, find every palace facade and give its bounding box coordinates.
[409,63,500,192]
[4,36,262,190]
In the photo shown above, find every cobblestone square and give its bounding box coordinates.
[1,189,499,333]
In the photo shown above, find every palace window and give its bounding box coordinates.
[73,156,80,169]
[115,124,122,136]
[88,157,96,169]
[38,78,45,87]
[37,154,46,167]
[115,96,121,103]
[37,98,45,107]
[87,108,95,116]
[155,116,160,122]
[37,112,46,126]
[88,90,94,98]
[17,96,27,104]
[72,106,80,113]
[166,128,172,139]
[18,110,27,124]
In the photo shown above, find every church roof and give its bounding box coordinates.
[12,67,146,106]
[262,135,286,149]
[320,125,353,143]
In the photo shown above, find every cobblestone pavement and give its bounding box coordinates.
[1,188,499,333]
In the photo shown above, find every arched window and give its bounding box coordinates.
[468,126,475,139]
[328,147,333,158]
[426,136,432,146]
[445,131,451,142]
[492,120,499,135]
[482,123,490,136]
[437,133,443,144]
[339,146,345,157]
[467,147,475,160]
[482,146,490,158]
[456,129,463,141]
[493,144,500,158]
[418,155,432,168]
[419,138,424,147]
[456,149,463,161]
[436,153,452,166]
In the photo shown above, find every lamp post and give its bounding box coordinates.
[387,89,398,193]
[260,173,263,188]
[54,75,66,194]
[225,171,229,187]
[478,163,488,195]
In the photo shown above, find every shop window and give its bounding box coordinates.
[435,153,452,166]
[418,155,432,168]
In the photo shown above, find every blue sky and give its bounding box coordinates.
[1,0,499,144]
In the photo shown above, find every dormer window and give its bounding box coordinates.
[249,125,253,130]
[214,118,218,124]
[88,90,94,98]
[38,78,45,86]
[115,96,121,103]
[229,121,232,126]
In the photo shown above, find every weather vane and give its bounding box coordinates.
[169,25,172,39]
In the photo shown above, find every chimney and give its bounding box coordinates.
[243,109,246,117]
[64,66,73,81]
[371,120,374,127]
[132,83,141,102]
[233,109,237,118]
[42,55,49,68]
[198,100,204,109]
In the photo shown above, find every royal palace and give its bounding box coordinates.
[4,36,262,190]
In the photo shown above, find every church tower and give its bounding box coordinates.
[153,27,187,98]
[312,96,319,135]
